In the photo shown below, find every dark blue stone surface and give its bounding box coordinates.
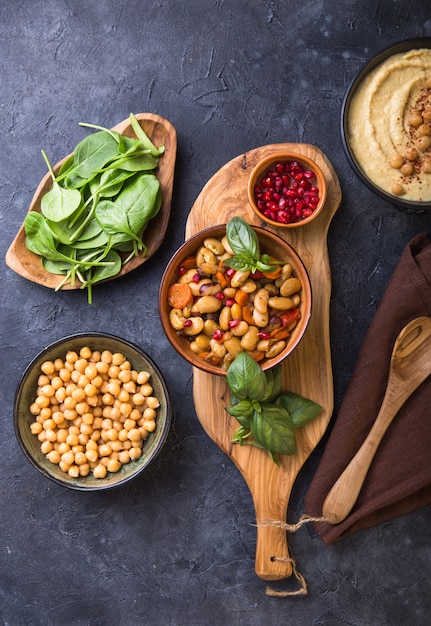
[1,1,430,624]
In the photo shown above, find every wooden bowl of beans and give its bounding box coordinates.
[159,223,311,376]
[14,333,171,490]
[247,152,327,227]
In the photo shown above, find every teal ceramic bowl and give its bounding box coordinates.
[14,333,171,491]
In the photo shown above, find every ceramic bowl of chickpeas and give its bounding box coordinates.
[14,333,171,490]
[159,223,311,376]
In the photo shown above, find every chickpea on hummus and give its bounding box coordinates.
[348,48,431,201]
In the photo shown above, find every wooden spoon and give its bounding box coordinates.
[322,316,431,525]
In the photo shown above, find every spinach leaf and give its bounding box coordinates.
[129,112,165,156]
[25,115,164,302]
[276,391,322,428]
[40,150,81,222]
[55,131,119,183]
[25,212,71,262]
[42,258,71,275]
[70,230,109,249]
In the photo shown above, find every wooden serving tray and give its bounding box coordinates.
[186,143,342,581]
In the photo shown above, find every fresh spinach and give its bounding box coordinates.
[24,114,165,302]
[226,352,322,463]
[40,150,81,222]
[224,216,283,274]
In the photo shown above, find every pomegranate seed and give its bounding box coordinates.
[226,268,236,278]
[258,332,270,339]
[215,292,225,300]
[183,320,192,327]
[178,266,187,276]
[228,319,240,328]
[212,329,223,341]
[192,273,200,283]
[225,298,235,307]
[253,159,320,224]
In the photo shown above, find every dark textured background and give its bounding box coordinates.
[1,1,431,624]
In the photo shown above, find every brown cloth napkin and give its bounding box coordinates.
[305,232,431,544]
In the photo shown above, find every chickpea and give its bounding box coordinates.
[415,136,431,152]
[409,112,423,127]
[146,397,160,409]
[28,346,160,479]
[417,123,431,137]
[400,162,414,176]
[93,464,107,479]
[143,408,157,421]
[404,146,418,161]
[391,182,405,195]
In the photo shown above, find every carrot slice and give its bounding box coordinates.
[234,289,249,307]
[262,267,282,279]
[179,255,197,270]
[167,283,193,309]
[242,305,255,326]
[270,327,290,340]
[215,270,229,289]
[246,349,265,362]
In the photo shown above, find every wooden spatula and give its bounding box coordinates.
[322,316,431,525]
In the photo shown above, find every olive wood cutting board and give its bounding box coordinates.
[185,143,342,581]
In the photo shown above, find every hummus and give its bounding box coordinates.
[348,48,431,202]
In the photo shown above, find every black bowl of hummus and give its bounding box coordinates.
[342,38,431,210]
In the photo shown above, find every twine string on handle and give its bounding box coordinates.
[255,515,330,597]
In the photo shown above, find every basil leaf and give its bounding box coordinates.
[250,405,296,455]
[255,259,280,273]
[226,352,267,401]
[276,391,322,428]
[226,399,254,428]
[226,216,259,260]
[223,255,253,272]
[260,366,283,402]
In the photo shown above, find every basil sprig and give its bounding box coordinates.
[224,216,283,274]
[226,352,322,464]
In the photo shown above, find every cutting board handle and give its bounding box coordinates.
[255,518,293,580]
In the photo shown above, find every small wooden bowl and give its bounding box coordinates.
[14,333,171,490]
[247,152,327,228]
[159,224,312,376]
[5,113,177,290]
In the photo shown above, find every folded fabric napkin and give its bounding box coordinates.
[305,232,431,544]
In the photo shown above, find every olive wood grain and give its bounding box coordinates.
[186,143,342,581]
[322,316,431,525]
[5,113,177,289]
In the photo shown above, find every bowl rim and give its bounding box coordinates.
[14,332,171,491]
[159,223,312,376]
[341,37,431,211]
[247,151,327,227]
